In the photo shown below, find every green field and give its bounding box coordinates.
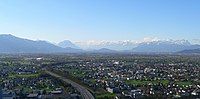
[176,81,192,86]
[96,92,116,99]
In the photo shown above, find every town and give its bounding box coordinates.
[0,54,200,99]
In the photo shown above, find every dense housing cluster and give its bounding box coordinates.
[0,54,200,99]
[0,55,81,99]
[50,54,200,98]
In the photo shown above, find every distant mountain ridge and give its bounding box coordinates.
[58,40,80,49]
[178,48,200,54]
[0,34,200,54]
[132,40,200,52]
[0,34,83,53]
[90,48,118,53]
[75,40,137,50]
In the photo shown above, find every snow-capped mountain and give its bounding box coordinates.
[75,40,138,50]
[1,34,199,53]
[75,39,197,52]
[172,39,191,45]
[133,40,200,52]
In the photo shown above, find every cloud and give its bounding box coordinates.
[192,39,200,44]
[142,37,159,42]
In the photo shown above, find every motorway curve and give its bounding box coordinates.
[45,70,95,99]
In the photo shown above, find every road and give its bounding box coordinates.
[45,70,95,99]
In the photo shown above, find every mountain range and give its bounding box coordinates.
[0,34,82,53]
[178,48,200,54]
[88,48,118,53]
[74,40,137,50]
[0,34,199,54]
[58,40,80,49]
[132,40,200,52]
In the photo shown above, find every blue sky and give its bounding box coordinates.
[0,0,200,43]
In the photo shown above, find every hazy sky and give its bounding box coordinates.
[0,0,200,43]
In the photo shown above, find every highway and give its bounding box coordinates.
[45,70,95,99]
